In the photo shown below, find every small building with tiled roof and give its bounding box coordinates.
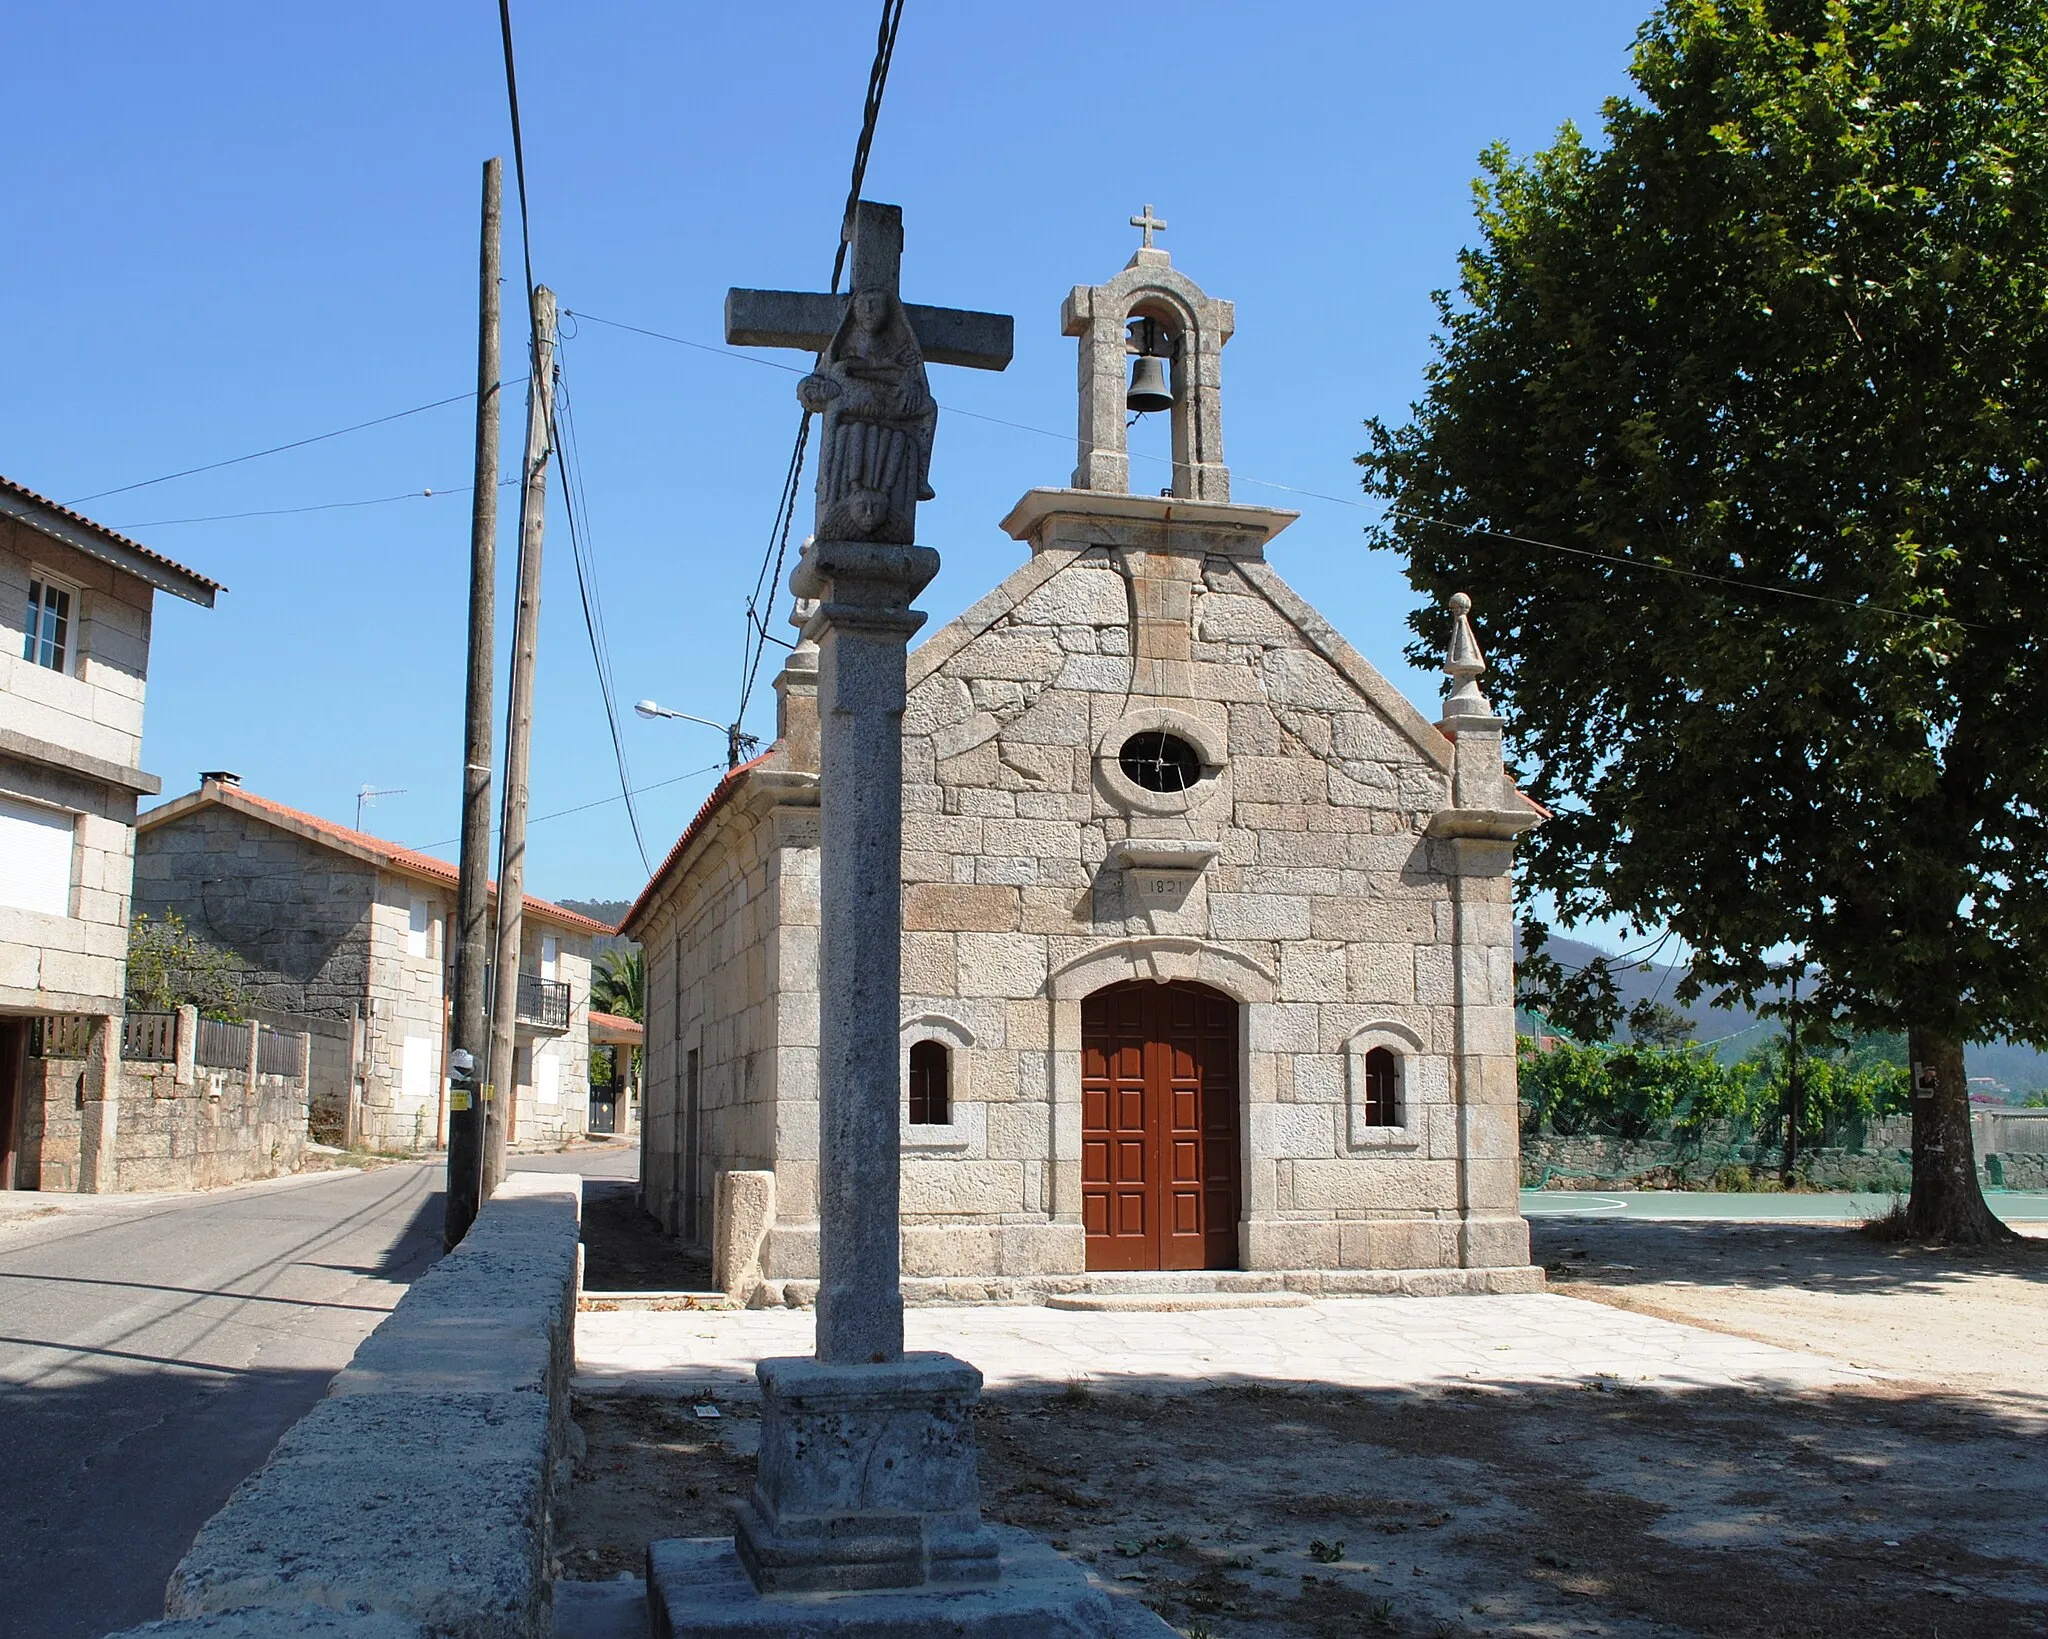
[1,476,221,1191]
[135,775,607,1152]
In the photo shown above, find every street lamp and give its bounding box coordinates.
[635,700,759,769]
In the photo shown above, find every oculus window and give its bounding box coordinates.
[1118,730,1202,793]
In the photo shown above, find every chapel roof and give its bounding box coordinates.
[138,779,613,935]
[616,750,773,939]
[0,475,224,607]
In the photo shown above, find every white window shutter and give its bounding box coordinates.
[0,796,75,916]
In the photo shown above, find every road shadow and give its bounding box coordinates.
[580,1178,713,1293]
[0,1361,337,1639]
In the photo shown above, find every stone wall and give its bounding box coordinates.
[640,783,808,1251]
[145,1172,582,1639]
[0,517,154,774]
[638,519,1529,1285]
[15,1025,307,1193]
[133,806,376,1019]
[866,530,1524,1277]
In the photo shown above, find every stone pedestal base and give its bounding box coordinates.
[734,1353,998,1595]
[650,1528,1175,1638]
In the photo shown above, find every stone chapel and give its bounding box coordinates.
[621,229,1545,1300]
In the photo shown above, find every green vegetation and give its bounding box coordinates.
[591,948,644,1022]
[1519,1034,1908,1145]
[126,910,248,1020]
[1363,0,2048,1241]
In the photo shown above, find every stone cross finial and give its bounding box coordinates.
[727,202,1015,546]
[1439,591,1499,728]
[1130,202,1167,248]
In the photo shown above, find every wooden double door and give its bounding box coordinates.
[1081,980,1241,1271]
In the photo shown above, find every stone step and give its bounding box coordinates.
[1043,1291,1312,1313]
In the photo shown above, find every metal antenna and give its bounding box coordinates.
[357,784,407,831]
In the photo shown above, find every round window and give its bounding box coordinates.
[1118,731,1203,793]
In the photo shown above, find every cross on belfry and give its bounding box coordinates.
[1130,202,1167,248]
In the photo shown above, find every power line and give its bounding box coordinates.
[66,387,522,506]
[733,0,908,740]
[497,0,538,316]
[110,477,520,530]
[574,301,1977,637]
[409,758,728,855]
[552,350,653,874]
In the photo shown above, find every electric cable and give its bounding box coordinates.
[65,386,524,507]
[732,0,908,741]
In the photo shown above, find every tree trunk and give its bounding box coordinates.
[1905,1030,2014,1244]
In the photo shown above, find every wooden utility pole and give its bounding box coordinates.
[483,281,557,1197]
[443,157,502,1251]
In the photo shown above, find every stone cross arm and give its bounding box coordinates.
[725,288,1014,372]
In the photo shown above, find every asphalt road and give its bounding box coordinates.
[0,1163,446,1639]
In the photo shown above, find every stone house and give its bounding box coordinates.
[0,477,220,1191]
[623,237,1543,1297]
[135,776,607,1150]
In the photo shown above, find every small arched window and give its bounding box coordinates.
[908,1039,951,1126]
[1363,1047,1400,1128]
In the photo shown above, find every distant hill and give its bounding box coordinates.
[559,899,636,958]
[1517,931,2046,1093]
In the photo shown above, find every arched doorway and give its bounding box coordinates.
[1081,979,1240,1271]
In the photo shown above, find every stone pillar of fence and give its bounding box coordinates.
[175,1005,198,1089]
[245,1020,262,1097]
[77,1016,122,1194]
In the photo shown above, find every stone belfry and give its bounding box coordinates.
[1064,202,1235,501]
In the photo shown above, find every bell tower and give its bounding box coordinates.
[1061,204,1235,500]
[1002,206,1293,562]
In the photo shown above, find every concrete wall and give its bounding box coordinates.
[144,1173,582,1639]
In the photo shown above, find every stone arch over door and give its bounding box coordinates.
[1044,938,1277,1266]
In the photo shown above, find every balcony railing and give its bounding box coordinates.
[517,973,571,1031]
[469,965,573,1032]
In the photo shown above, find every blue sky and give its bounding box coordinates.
[4,2,1649,908]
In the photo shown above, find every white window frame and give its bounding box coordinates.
[406,893,432,958]
[22,571,80,676]
[540,933,559,982]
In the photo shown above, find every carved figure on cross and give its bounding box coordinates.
[727,201,1013,546]
[1130,202,1167,249]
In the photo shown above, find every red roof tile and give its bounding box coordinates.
[0,475,223,604]
[140,781,614,935]
[617,751,773,937]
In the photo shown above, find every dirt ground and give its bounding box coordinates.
[577,1178,713,1294]
[1530,1217,2048,1398]
[556,1220,2048,1638]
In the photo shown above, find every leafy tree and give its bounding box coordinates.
[591,948,644,1022]
[1627,999,1695,1049]
[126,910,248,1020]
[1362,0,2048,1242]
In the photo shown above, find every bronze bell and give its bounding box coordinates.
[1126,318,1174,413]
[1127,353,1173,413]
